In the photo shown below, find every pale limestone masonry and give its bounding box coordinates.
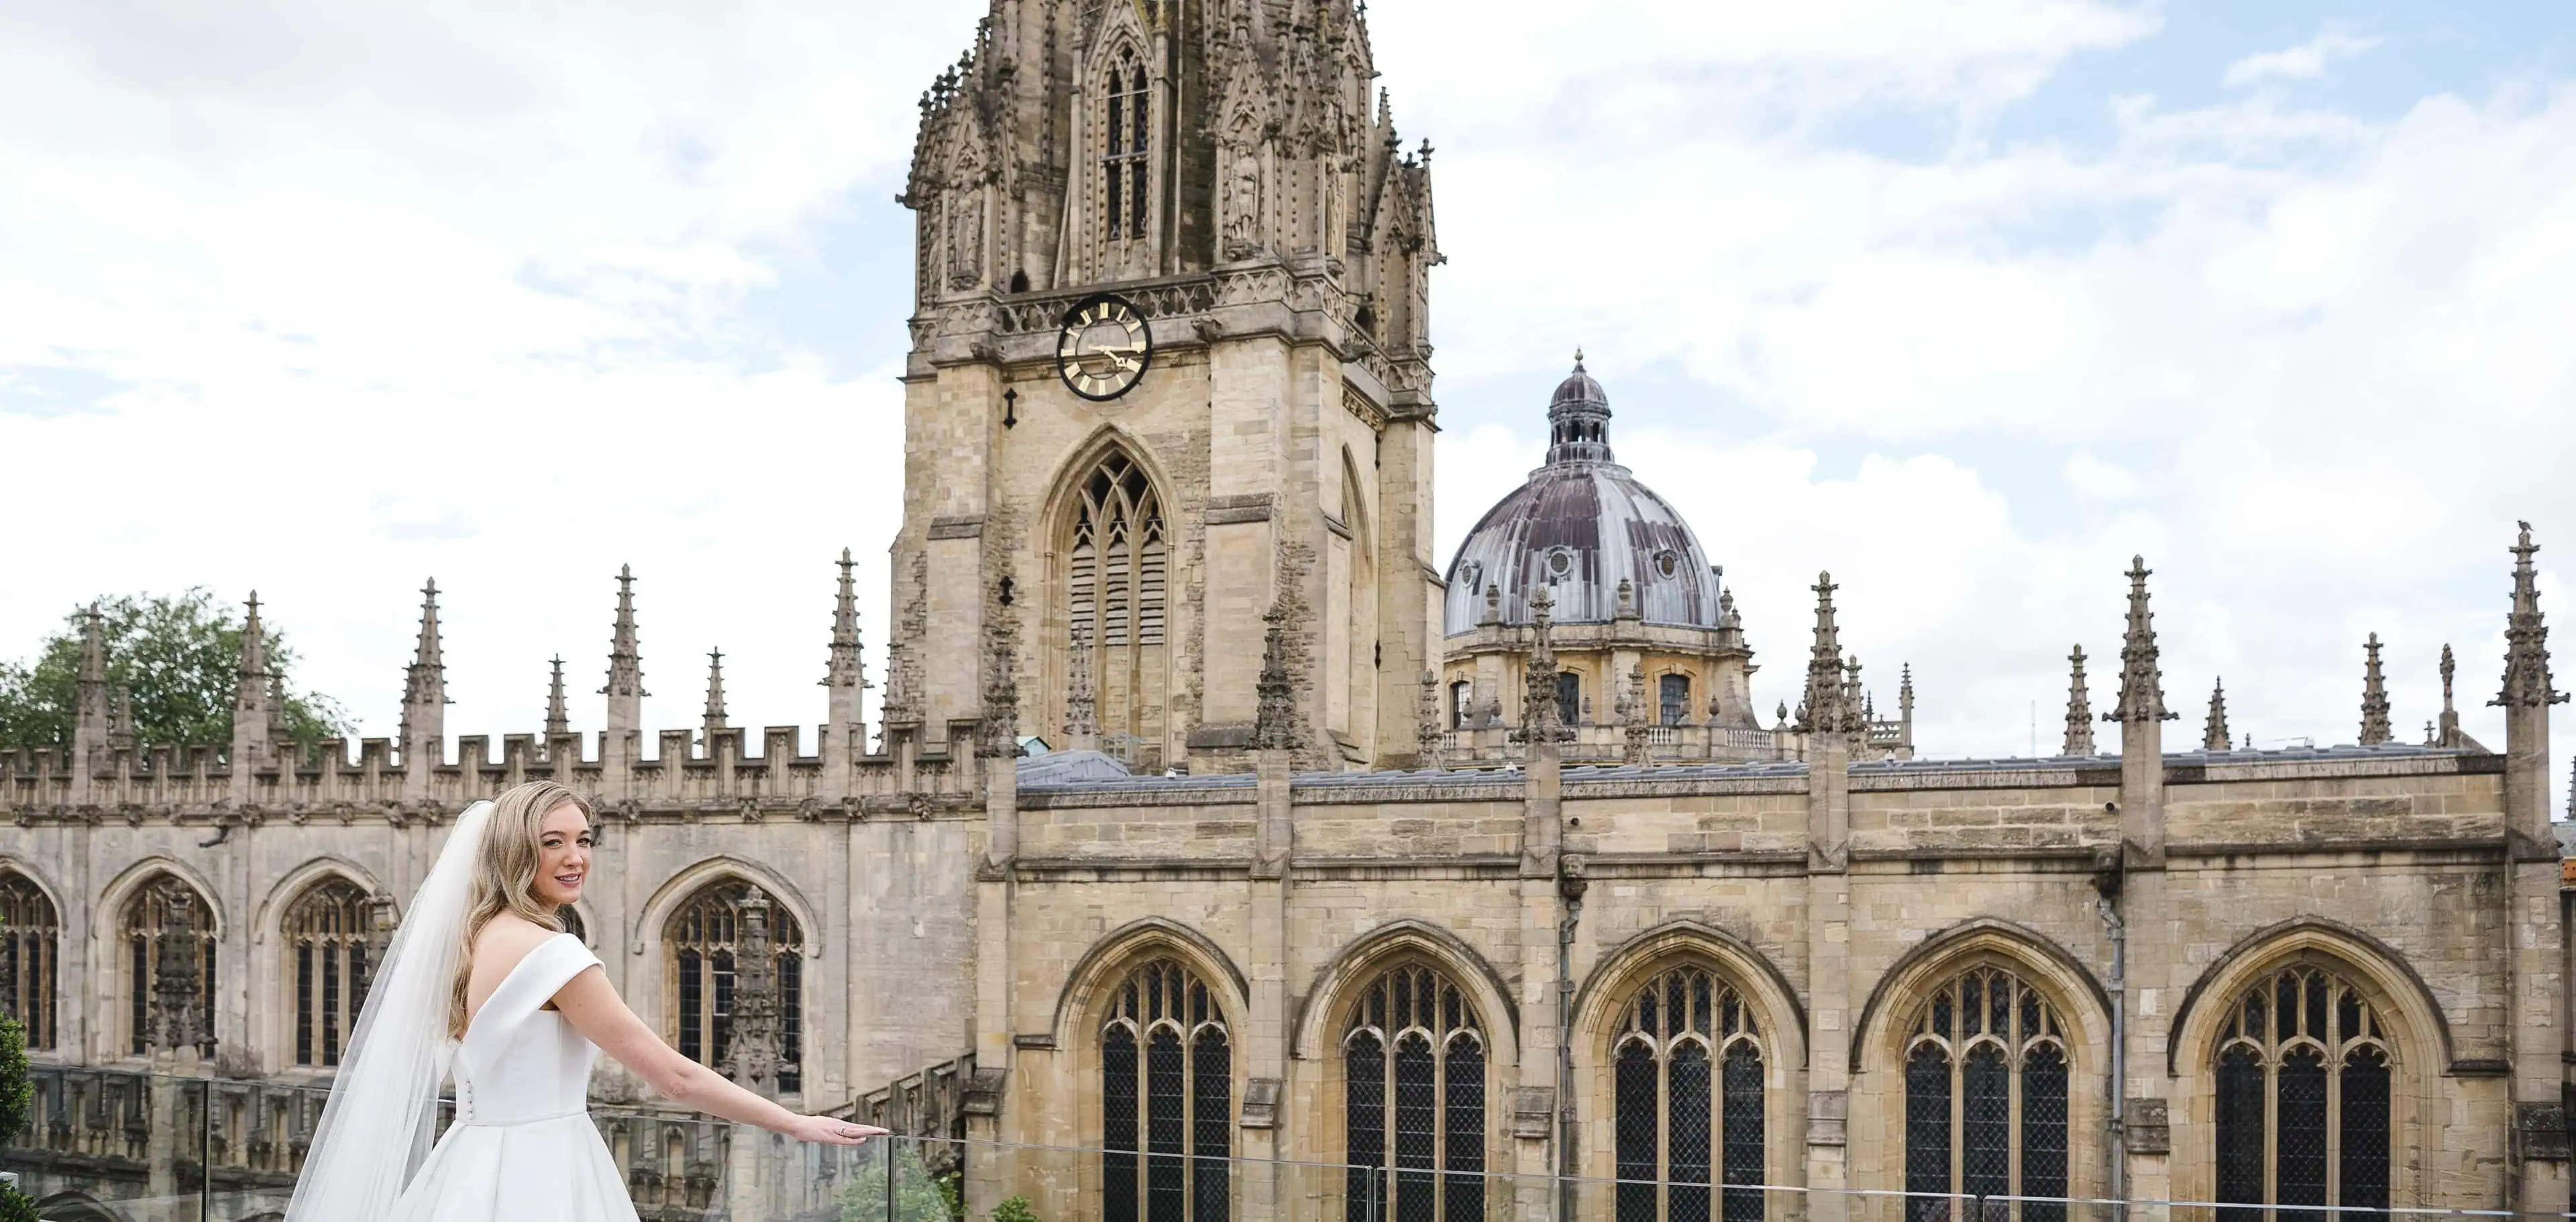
[3,4,2571,1221]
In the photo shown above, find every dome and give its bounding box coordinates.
[1442,358,1725,633]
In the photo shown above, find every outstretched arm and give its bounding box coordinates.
[550,964,884,1146]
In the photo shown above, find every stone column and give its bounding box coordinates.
[1244,747,1293,1222]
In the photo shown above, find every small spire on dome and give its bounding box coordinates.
[1573,348,1585,368]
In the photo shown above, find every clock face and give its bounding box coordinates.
[1057,293,1152,401]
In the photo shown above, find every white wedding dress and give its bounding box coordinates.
[387,933,639,1221]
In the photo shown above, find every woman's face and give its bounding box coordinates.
[531,803,594,909]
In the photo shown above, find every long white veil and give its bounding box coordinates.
[284,799,494,1221]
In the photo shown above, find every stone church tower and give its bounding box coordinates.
[889,0,1442,772]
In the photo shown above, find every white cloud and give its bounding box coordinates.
[2224,30,2384,89]
[0,0,2568,811]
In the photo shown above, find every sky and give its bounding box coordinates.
[3,0,2573,802]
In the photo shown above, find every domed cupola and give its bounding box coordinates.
[1442,356,1726,634]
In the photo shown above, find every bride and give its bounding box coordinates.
[285,780,885,1221]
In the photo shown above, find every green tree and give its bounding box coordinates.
[838,1141,961,1222]
[0,1012,36,1222]
[0,590,353,750]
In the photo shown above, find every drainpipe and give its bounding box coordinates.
[1556,856,1589,1222]
[2094,853,2127,1218]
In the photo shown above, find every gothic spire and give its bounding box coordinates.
[77,602,106,689]
[2495,521,2565,709]
[1251,605,1299,752]
[824,548,866,694]
[545,656,570,737]
[604,565,647,701]
[1794,572,1856,734]
[2203,678,2231,752]
[2359,633,2393,745]
[2106,557,2175,724]
[237,591,269,696]
[702,648,729,742]
[1415,670,1444,769]
[401,579,447,747]
[1620,662,1651,765]
[977,595,1020,759]
[2061,646,2096,755]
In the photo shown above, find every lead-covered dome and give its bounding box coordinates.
[1442,358,1725,633]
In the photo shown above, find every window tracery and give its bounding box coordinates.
[1102,958,1231,1222]
[1611,965,1765,1222]
[665,881,803,1094]
[122,874,217,1055]
[1067,449,1169,767]
[284,878,372,1067]
[1901,966,2069,1222]
[1344,964,1485,1222]
[2212,964,2390,1221]
[0,869,57,1050]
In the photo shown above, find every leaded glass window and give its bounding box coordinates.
[0,869,58,1050]
[1900,967,2070,1221]
[665,881,804,1093]
[1345,965,1484,1222]
[284,878,372,1067]
[123,875,217,1055]
[1103,959,1230,1222]
[1659,675,1690,727]
[1609,966,1767,1222]
[2211,966,2392,1220]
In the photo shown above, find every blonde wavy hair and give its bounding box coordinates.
[449,780,594,1038]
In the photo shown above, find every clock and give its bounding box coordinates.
[1056,293,1153,401]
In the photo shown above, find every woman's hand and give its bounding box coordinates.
[787,1115,889,1146]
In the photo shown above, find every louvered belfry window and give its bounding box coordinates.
[1102,959,1230,1222]
[1612,965,1766,1222]
[0,869,58,1050]
[1067,450,1169,766]
[1344,965,1485,1222]
[1900,967,2071,1222]
[2212,965,2392,1221]
[284,878,373,1067]
[1103,50,1148,241]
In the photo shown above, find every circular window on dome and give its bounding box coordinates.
[1654,550,1679,578]
[1546,548,1574,578]
[1459,562,1483,591]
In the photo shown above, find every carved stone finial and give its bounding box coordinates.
[702,648,729,743]
[1415,670,1444,770]
[544,656,570,738]
[1064,625,1099,751]
[1251,605,1299,752]
[2359,633,2393,745]
[716,885,787,1095]
[1794,572,1856,735]
[2062,646,2096,756]
[602,564,649,703]
[1620,662,1651,765]
[977,603,1021,759]
[2106,556,2176,725]
[2496,522,2567,709]
[2203,678,2231,752]
[1517,585,1566,743]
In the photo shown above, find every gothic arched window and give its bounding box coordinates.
[1902,967,2070,1222]
[121,875,217,1055]
[0,869,58,1050]
[2212,965,2391,1222]
[1344,964,1485,1222]
[1103,50,1149,241]
[1611,965,1766,1222]
[284,878,374,1067]
[1101,959,1231,1222]
[1067,450,1169,767]
[665,882,804,1094]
